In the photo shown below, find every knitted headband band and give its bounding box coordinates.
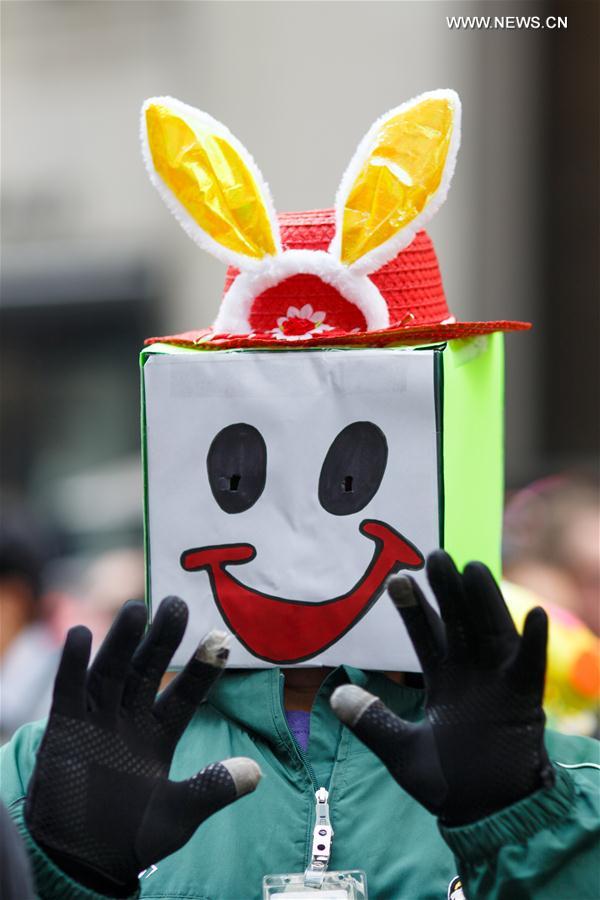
[141,90,461,335]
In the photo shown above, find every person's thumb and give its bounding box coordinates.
[331,685,446,813]
[137,758,261,867]
[331,685,418,774]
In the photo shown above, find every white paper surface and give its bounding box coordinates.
[144,349,440,669]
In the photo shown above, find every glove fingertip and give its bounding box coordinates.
[194,630,230,668]
[462,561,507,602]
[66,623,93,645]
[387,575,418,609]
[425,550,460,596]
[426,548,457,574]
[151,595,190,644]
[60,625,93,670]
[525,605,548,628]
[120,598,148,625]
[221,757,262,797]
[52,626,93,715]
[463,559,493,576]
[159,594,189,615]
[522,605,549,651]
[330,684,378,727]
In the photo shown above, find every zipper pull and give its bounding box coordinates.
[304,787,334,888]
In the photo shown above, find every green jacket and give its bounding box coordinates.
[2,666,599,900]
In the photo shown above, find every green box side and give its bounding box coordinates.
[442,333,505,580]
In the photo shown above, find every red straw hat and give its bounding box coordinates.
[141,92,530,350]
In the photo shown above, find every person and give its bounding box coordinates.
[503,474,600,635]
[52,547,147,658]
[4,90,598,899]
[1,551,598,899]
[0,503,62,742]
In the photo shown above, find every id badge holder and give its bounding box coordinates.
[262,871,367,898]
[262,789,368,898]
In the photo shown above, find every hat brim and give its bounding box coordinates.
[145,319,531,351]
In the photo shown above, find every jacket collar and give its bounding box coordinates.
[207,666,425,745]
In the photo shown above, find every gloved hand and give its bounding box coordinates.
[331,551,555,827]
[25,596,260,897]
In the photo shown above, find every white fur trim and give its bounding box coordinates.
[213,249,390,334]
[140,96,281,271]
[330,89,461,275]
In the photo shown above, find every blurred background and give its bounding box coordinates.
[1,0,598,739]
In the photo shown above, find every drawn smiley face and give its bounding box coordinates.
[180,420,423,664]
[144,348,441,669]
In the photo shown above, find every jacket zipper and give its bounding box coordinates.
[278,673,336,884]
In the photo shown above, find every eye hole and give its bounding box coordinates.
[207,424,267,514]
[319,422,388,516]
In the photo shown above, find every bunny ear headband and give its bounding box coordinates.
[141,91,530,346]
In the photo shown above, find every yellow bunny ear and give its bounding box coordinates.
[141,97,281,269]
[331,90,461,274]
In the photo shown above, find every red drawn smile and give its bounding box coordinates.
[180,519,423,664]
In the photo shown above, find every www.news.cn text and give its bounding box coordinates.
[447,15,567,30]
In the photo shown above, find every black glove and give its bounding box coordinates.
[25,596,260,897]
[331,551,554,827]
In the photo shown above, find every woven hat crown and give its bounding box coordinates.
[223,210,450,336]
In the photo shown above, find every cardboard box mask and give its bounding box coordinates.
[142,334,504,670]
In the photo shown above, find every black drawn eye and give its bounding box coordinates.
[318,422,388,516]
[207,423,267,514]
